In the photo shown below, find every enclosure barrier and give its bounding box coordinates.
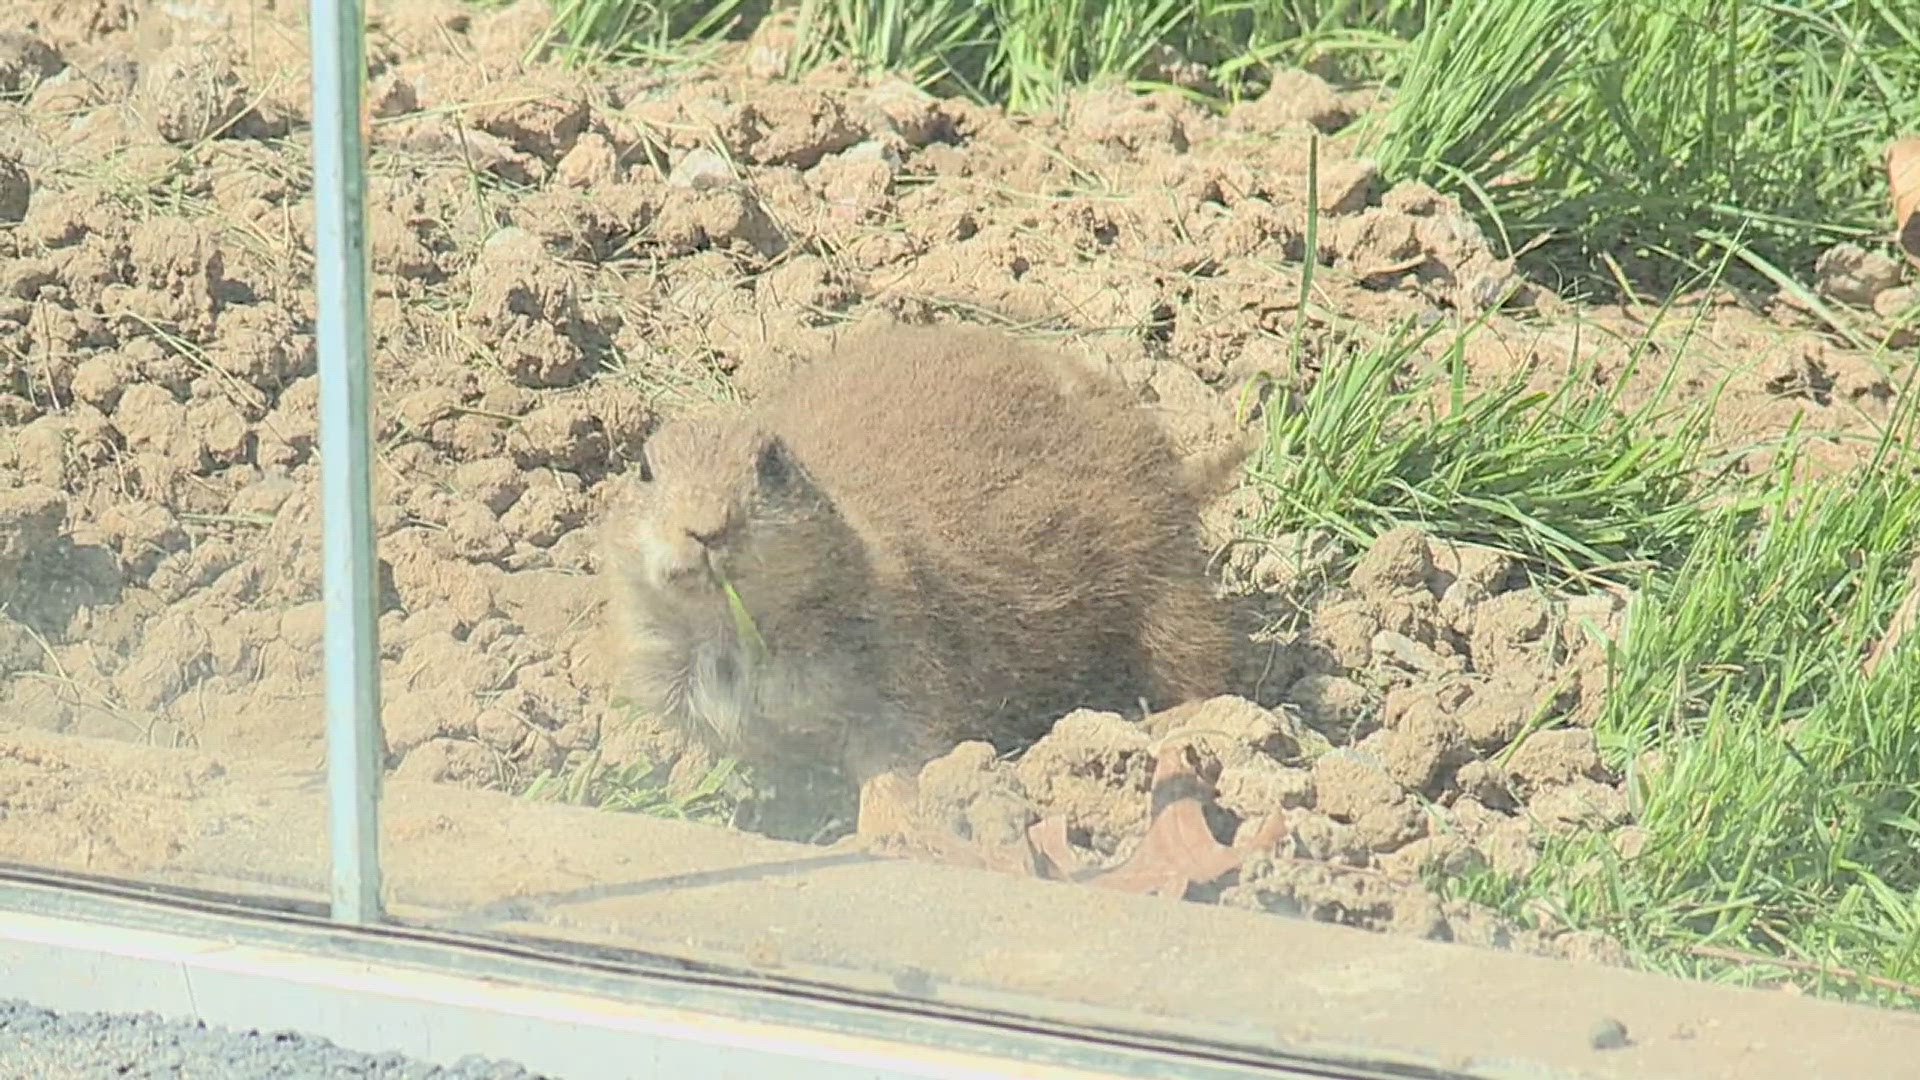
[102,0,1910,1076]
[309,0,384,925]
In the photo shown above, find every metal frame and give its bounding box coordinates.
[0,870,1500,1080]
[309,0,384,924]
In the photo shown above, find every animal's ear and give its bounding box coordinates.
[754,435,793,492]
[749,434,832,516]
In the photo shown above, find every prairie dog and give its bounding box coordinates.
[601,323,1237,817]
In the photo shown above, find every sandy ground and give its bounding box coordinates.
[0,0,1910,973]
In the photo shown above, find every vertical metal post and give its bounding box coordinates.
[309,0,383,924]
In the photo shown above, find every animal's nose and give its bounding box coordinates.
[646,530,711,588]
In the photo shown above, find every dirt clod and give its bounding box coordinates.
[137,43,257,144]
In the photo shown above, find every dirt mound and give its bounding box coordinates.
[0,0,1900,967]
[874,525,1630,962]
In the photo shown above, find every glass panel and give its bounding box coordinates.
[1,6,330,891]
[6,1,1917,1070]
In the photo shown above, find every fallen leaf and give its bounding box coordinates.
[1087,744,1287,899]
[1026,815,1090,878]
[1886,136,1920,269]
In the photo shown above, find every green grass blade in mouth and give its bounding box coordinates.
[720,574,771,659]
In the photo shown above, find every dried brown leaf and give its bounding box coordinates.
[1087,744,1287,899]
[1886,136,1920,269]
[1027,815,1090,879]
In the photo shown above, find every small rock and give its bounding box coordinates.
[1380,681,1471,728]
[453,457,527,515]
[1214,759,1314,820]
[1429,539,1517,599]
[510,397,604,471]
[1223,530,1342,596]
[1612,825,1650,861]
[1814,242,1903,307]
[1504,726,1605,790]
[1480,816,1539,876]
[1452,759,1513,809]
[138,44,254,144]
[1235,68,1352,134]
[1331,214,1418,284]
[475,696,528,751]
[1873,284,1917,320]
[838,138,902,172]
[1371,630,1460,676]
[1559,930,1629,968]
[501,483,587,548]
[1380,179,1445,216]
[1589,1017,1630,1051]
[1285,673,1370,736]
[1015,709,1154,850]
[556,131,618,188]
[1375,709,1463,792]
[1307,600,1380,670]
[668,147,737,191]
[0,33,61,95]
[1315,158,1379,216]
[1378,832,1481,879]
[1560,591,1627,650]
[368,72,418,118]
[1454,679,1537,748]
[1469,588,1556,671]
[1352,797,1425,852]
[743,9,798,79]
[860,79,953,148]
[1151,694,1298,761]
[1310,748,1402,822]
[1528,778,1631,833]
[1284,810,1369,865]
[1350,526,1434,598]
[1386,888,1450,940]
[441,498,512,563]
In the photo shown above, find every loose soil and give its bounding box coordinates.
[0,0,1909,973]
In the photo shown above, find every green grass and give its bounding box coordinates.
[1364,0,1920,294]
[1226,162,1920,998]
[522,0,1920,293]
[523,747,745,822]
[1458,426,1920,1006]
[1245,316,1732,587]
[1244,307,1920,1003]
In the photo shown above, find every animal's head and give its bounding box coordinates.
[602,416,861,755]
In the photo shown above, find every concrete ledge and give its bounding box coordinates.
[0,874,1473,1080]
[1,724,1917,1079]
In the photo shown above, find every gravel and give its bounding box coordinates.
[0,998,553,1079]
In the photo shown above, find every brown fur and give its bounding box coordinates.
[601,323,1237,788]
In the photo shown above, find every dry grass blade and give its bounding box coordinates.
[1685,944,1920,1003]
[1861,554,1920,678]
